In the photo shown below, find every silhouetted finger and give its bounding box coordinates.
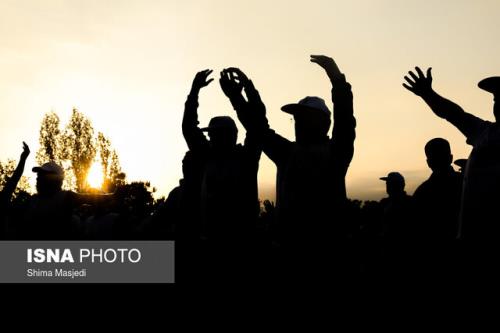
[227,67,249,82]
[427,68,433,80]
[402,83,414,91]
[415,66,425,79]
[408,71,419,82]
[404,76,416,86]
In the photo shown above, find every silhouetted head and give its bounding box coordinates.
[281,97,331,144]
[478,76,500,122]
[380,172,405,197]
[202,116,238,151]
[32,161,64,196]
[425,138,453,172]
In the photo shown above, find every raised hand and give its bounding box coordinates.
[220,67,267,130]
[191,69,214,91]
[403,67,433,97]
[310,55,342,81]
[20,141,30,160]
[219,68,245,100]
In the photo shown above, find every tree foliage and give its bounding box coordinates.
[36,108,125,193]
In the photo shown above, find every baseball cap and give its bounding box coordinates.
[281,96,331,117]
[380,172,405,185]
[32,161,65,180]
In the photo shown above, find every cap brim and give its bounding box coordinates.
[281,104,330,116]
[32,167,60,175]
[379,177,388,181]
[201,126,236,132]
[281,104,303,115]
[478,77,500,94]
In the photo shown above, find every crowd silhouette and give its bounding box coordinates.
[1,56,500,283]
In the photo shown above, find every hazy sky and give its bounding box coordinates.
[1,0,499,200]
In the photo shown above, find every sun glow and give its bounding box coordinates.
[87,161,104,190]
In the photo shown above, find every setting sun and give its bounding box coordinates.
[86,161,104,190]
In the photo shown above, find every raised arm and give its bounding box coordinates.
[311,55,356,171]
[182,70,213,152]
[403,67,485,139]
[0,142,30,204]
[220,68,292,164]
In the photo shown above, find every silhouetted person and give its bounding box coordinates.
[18,161,114,239]
[220,55,356,280]
[379,172,413,240]
[404,69,500,275]
[0,142,30,237]
[413,138,462,241]
[379,172,415,274]
[146,151,202,241]
[411,139,463,275]
[182,70,261,280]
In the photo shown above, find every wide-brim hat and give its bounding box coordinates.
[201,116,237,132]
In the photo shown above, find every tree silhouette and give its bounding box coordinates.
[62,108,96,192]
[36,108,124,193]
[36,111,62,164]
[108,149,125,191]
[97,131,125,192]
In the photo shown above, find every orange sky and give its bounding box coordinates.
[1,0,500,201]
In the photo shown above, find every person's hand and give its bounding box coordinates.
[219,68,245,99]
[191,69,214,91]
[220,67,267,129]
[310,55,342,80]
[20,141,30,160]
[403,67,433,97]
[219,67,252,99]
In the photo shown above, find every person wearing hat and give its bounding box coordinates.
[16,160,115,239]
[378,172,413,238]
[0,142,30,237]
[182,69,262,264]
[378,172,415,273]
[220,55,356,277]
[404,67,500,268]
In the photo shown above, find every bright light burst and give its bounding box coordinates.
[87,161,104,190]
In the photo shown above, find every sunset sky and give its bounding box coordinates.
[1,0,499,201]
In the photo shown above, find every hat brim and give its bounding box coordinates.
[281,104,330,116]
[453,159,467,168]
[478,77,500,94]
[379,177,389,181]
[32,167,61,176]
[200,126,237,132]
